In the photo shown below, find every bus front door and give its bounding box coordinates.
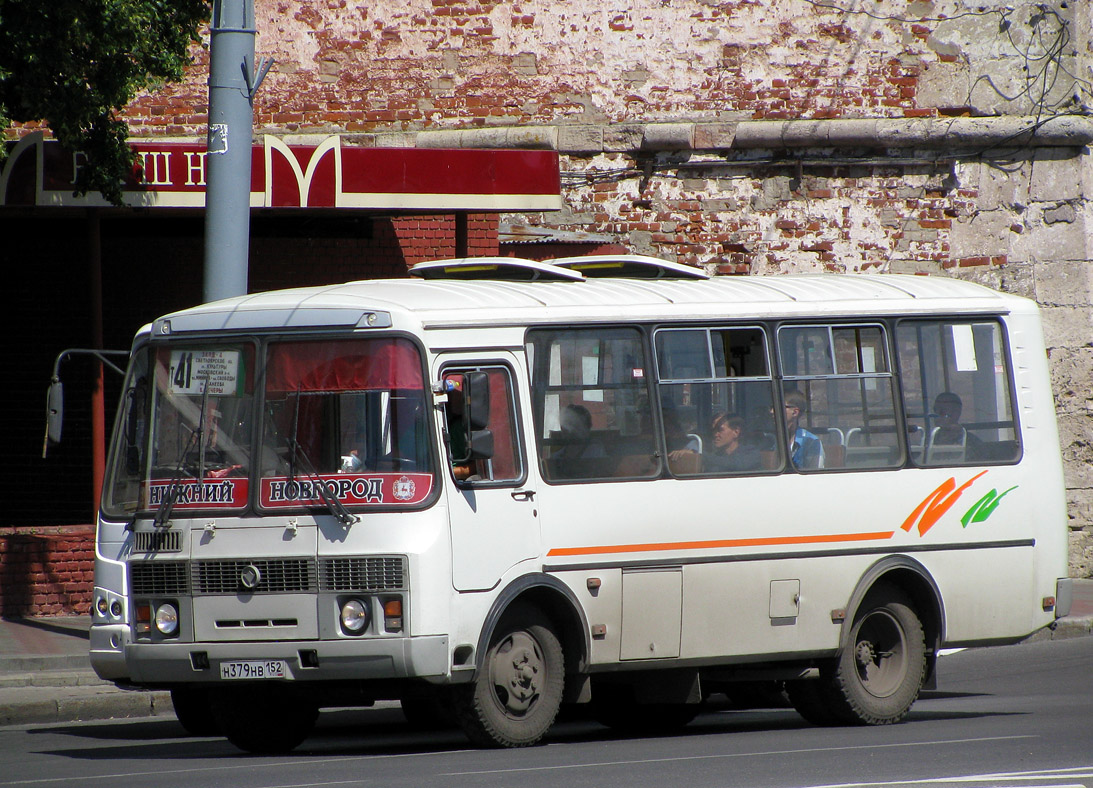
[439,358,539,592]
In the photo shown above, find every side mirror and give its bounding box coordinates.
[445,371,494,464]
[43,378,64,454]
[462,370,490,431]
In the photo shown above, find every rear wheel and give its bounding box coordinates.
[828,584,926,725]
[452,606,564,748]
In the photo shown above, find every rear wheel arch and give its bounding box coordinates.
[843,556,944,655]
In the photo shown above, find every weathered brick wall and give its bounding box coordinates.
[0,526,94,616]
[7,1,1092,576]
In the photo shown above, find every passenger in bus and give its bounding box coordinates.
[783,390,825,469]
[555,404,606,459]
[930,392,983,456]
[702,412,762,473]
[663,407,703,474]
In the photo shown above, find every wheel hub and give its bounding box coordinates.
[490,633,543,714]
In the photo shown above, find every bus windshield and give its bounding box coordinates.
[258,337,434,510]
[102,336,435,518]
[103,343,257,516]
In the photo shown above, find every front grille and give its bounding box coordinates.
[130,561,189,595]
[192,558,316,595]
[132,530,182,553]
[320,556,406,591]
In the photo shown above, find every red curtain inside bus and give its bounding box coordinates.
[265,338,425,393]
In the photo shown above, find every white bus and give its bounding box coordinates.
[90,256,1073,753]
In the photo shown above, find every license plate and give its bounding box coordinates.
[219,659,287,680]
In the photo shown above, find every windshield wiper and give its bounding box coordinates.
[150,380,209,529]
[269,391,359,528]
[151,426,199,529]
[288,439,360,528]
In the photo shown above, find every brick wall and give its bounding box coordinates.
[4,0,1091,581]
[0,526,95,616]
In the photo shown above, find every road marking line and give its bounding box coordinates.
[441,735,1039,777]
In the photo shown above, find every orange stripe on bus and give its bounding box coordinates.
[546,531,896,557]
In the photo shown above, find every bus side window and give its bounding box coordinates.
[777,324,900,471]
[443,367,524,485]
[528,328,657,482]
[896,320,1020,466]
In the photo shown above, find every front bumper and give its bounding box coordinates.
[92,624,449,686]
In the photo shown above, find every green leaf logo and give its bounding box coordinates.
[960,486,1018,527]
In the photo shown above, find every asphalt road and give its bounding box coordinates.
[1,636,1090,788]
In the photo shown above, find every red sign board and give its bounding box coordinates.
[260,473,433,509]
[1,132,561,211]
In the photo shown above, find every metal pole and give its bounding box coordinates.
[88,209,106,511]
[203,0,259,303]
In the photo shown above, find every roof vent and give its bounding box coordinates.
[551,255,710,280]
[408,257,585,282]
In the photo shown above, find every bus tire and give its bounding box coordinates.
[170,687,221,736]
[400,687,458,730]
[785,679,842,726]
[827,584,927,725]
[453,606,564,748]
[213,686,319,754]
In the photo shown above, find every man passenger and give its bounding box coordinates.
[783,390,824,469]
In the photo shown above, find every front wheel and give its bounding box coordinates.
[212,686,319,754]
[170,687,221,736]
[453,606,564,748]
[827,584,927,725]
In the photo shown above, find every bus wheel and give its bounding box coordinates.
[400,687,458,730]
[785,679,842,726]
[453,606,564,748]
[829,585,927,725]
[170,687,221,736]
[213,686,319,754]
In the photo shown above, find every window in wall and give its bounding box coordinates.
[654,326,778,475]
[778,324,900,470]
[527,328,656,482]
[896,320,1019,466]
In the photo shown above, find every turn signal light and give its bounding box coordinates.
[383,599,403,633]
[135,603,152,635]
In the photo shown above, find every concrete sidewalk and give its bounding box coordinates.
[2,580,1091,728]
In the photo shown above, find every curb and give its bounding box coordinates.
[0,687,173,727]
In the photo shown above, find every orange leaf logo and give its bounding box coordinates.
[901,471,988,536]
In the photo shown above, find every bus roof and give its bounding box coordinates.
[151,270,1031,336]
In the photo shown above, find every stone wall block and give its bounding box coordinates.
[693,123,738,150]
[916,59,970,112]
[949,210,1015,259]
[1040,306,1093,353]
[1030,154,1084,202]
[1035,261,1093,308]
[641,124,694,151]
[604,124,644,151]
[558,125,604,154]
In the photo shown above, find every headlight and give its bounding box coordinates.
[95,595,109,617]
[340,598,370,634]
[154,603,179,636]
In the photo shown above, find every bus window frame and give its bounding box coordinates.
[525,323,661,485]
[894,315,1023,469]
[773,319,903,474]
[439,360,529,490]
[253,330,443,516]
[652,322,782,478]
